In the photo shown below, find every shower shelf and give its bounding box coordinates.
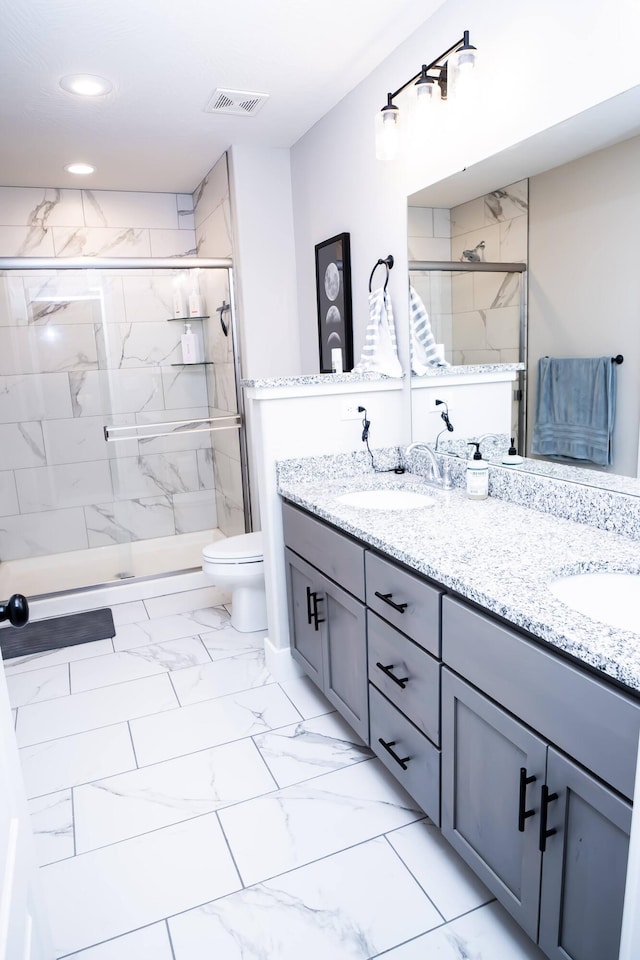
[170,361,213,366]
[166,315,209,321]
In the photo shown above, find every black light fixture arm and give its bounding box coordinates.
[385,31,472,103]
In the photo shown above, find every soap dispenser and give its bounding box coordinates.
[181,322,197,364]
[502,437,524,465]
[466,441,488,500]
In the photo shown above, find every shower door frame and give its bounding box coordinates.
[0,256,252,583]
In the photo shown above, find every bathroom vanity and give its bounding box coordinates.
[279,458,640,960]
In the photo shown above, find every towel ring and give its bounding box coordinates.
[369,254,394,293]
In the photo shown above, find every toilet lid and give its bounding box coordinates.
[203,531,263,564]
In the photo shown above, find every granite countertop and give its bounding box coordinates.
[277,469,640,695]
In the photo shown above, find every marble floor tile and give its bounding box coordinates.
[63,923,174,960]
[170,648,272,706]
[143,590,228,619]
[112,610,224,651]
[199,623,265,661]
[3,637,114,676]
[381,900,546,959]
[111,601,149,626]
[70,636,212,693]
[74,738,277,852]
[130,683,302,766]
[41,813,241,957]
[20,722,136,798]
[6,662,70,708]
[279,674,334,719]
[169,836,442,960]
[16,674,178,747]
[218,758,424,886]
[253,712,372,788]
[386,819,493,921]
[28,789,74,866]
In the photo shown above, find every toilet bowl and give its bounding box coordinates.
[202,532,267,633]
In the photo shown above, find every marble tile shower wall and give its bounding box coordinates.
[407,206,452,356]
[193,155,245,538]
[0,267,218,561]
[450,179,528,365]
[0,185,227,561]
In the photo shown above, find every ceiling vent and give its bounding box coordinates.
[204,88,269,117]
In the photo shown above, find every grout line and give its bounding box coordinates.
[127,719,141,769]
[381,830,446,923]
[55,919,171,959]
[369,899,501,959]
[215,809,245,888]
[165,917,178,960]
[70,784,77,858]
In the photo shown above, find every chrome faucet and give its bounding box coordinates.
[405,442,451,489]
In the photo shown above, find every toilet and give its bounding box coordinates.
[202,531,267,633]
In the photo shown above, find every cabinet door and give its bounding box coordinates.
[538,748,631,960]
[441,669,546,941]
[284,548,323,685]
[320,573,368,742]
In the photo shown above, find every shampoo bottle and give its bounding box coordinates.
[173,287,184,319]
[181,322,197,364]
[188,290,202,318]
[466,441,488,500]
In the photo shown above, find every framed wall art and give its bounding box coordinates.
[315,232,353,373]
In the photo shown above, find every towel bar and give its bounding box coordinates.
[369,255,394,292]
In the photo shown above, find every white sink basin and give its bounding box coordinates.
[549,572,640,632]
[336,489,435,510]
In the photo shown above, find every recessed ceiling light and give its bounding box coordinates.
[64,162,95,175]
[59,74,113,97]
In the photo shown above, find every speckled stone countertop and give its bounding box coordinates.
[277,455,640,695]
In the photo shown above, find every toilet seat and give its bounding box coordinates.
[202,532,263,565]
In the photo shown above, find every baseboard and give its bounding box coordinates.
[264,635,304,682]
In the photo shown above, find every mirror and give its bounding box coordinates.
[406,85,640,490]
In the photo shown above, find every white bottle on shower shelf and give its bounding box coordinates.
[173,288,184,318]
[188,290,203,317]
[181,323,197,363]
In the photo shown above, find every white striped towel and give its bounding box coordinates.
[410,285,449,374]
[352,286,403,377]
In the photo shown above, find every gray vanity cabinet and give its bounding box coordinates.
[441,596,635,960]
[283,504,368,741]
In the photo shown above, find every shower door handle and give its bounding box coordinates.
[0,594,29,628]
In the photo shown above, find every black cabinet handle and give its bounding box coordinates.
[374,591,408,614]
[305,586,314,626]
[378,738,410,770]
[375,662,409,689]
[518,767,536,832]
[311,592,325,631]
[539,784,559,852]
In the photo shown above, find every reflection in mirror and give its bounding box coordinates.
[406,89,640,485]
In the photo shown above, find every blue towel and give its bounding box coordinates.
[531,356,616,465]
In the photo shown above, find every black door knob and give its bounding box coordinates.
[0,594,29,628]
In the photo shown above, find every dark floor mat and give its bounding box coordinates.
[0,607,115,660]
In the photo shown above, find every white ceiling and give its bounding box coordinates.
[0,0,443,194]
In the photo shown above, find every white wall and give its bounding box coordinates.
[228,146,300,379]
[528,135,640,477]
[290,0,640,379]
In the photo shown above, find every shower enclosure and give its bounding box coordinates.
[0,257,250,599]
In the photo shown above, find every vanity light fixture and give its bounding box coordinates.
[59,74,113,97]
[64,162,95,175]
[375,30,477,161]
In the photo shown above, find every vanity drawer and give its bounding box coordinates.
[369,684,440,825]
[368,611,440,745]
[282,502,365,601]
[366,552,441,655]
[442,596,640,800]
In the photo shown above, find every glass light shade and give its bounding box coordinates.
[375,105,400,162]
[447,45,477,101]
[415,78,441,118]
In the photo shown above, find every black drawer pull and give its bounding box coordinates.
[311,592,325,631]
[305,586,313,626]
[374,591,408,614]
[375,662,409,689]
[539,784,559,852]
[378,738,410,770]
[518,767,536,832]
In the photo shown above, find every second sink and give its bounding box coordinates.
[336,489,436,510]
[549,571,640,633]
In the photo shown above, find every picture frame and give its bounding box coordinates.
[315,232,353,373]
